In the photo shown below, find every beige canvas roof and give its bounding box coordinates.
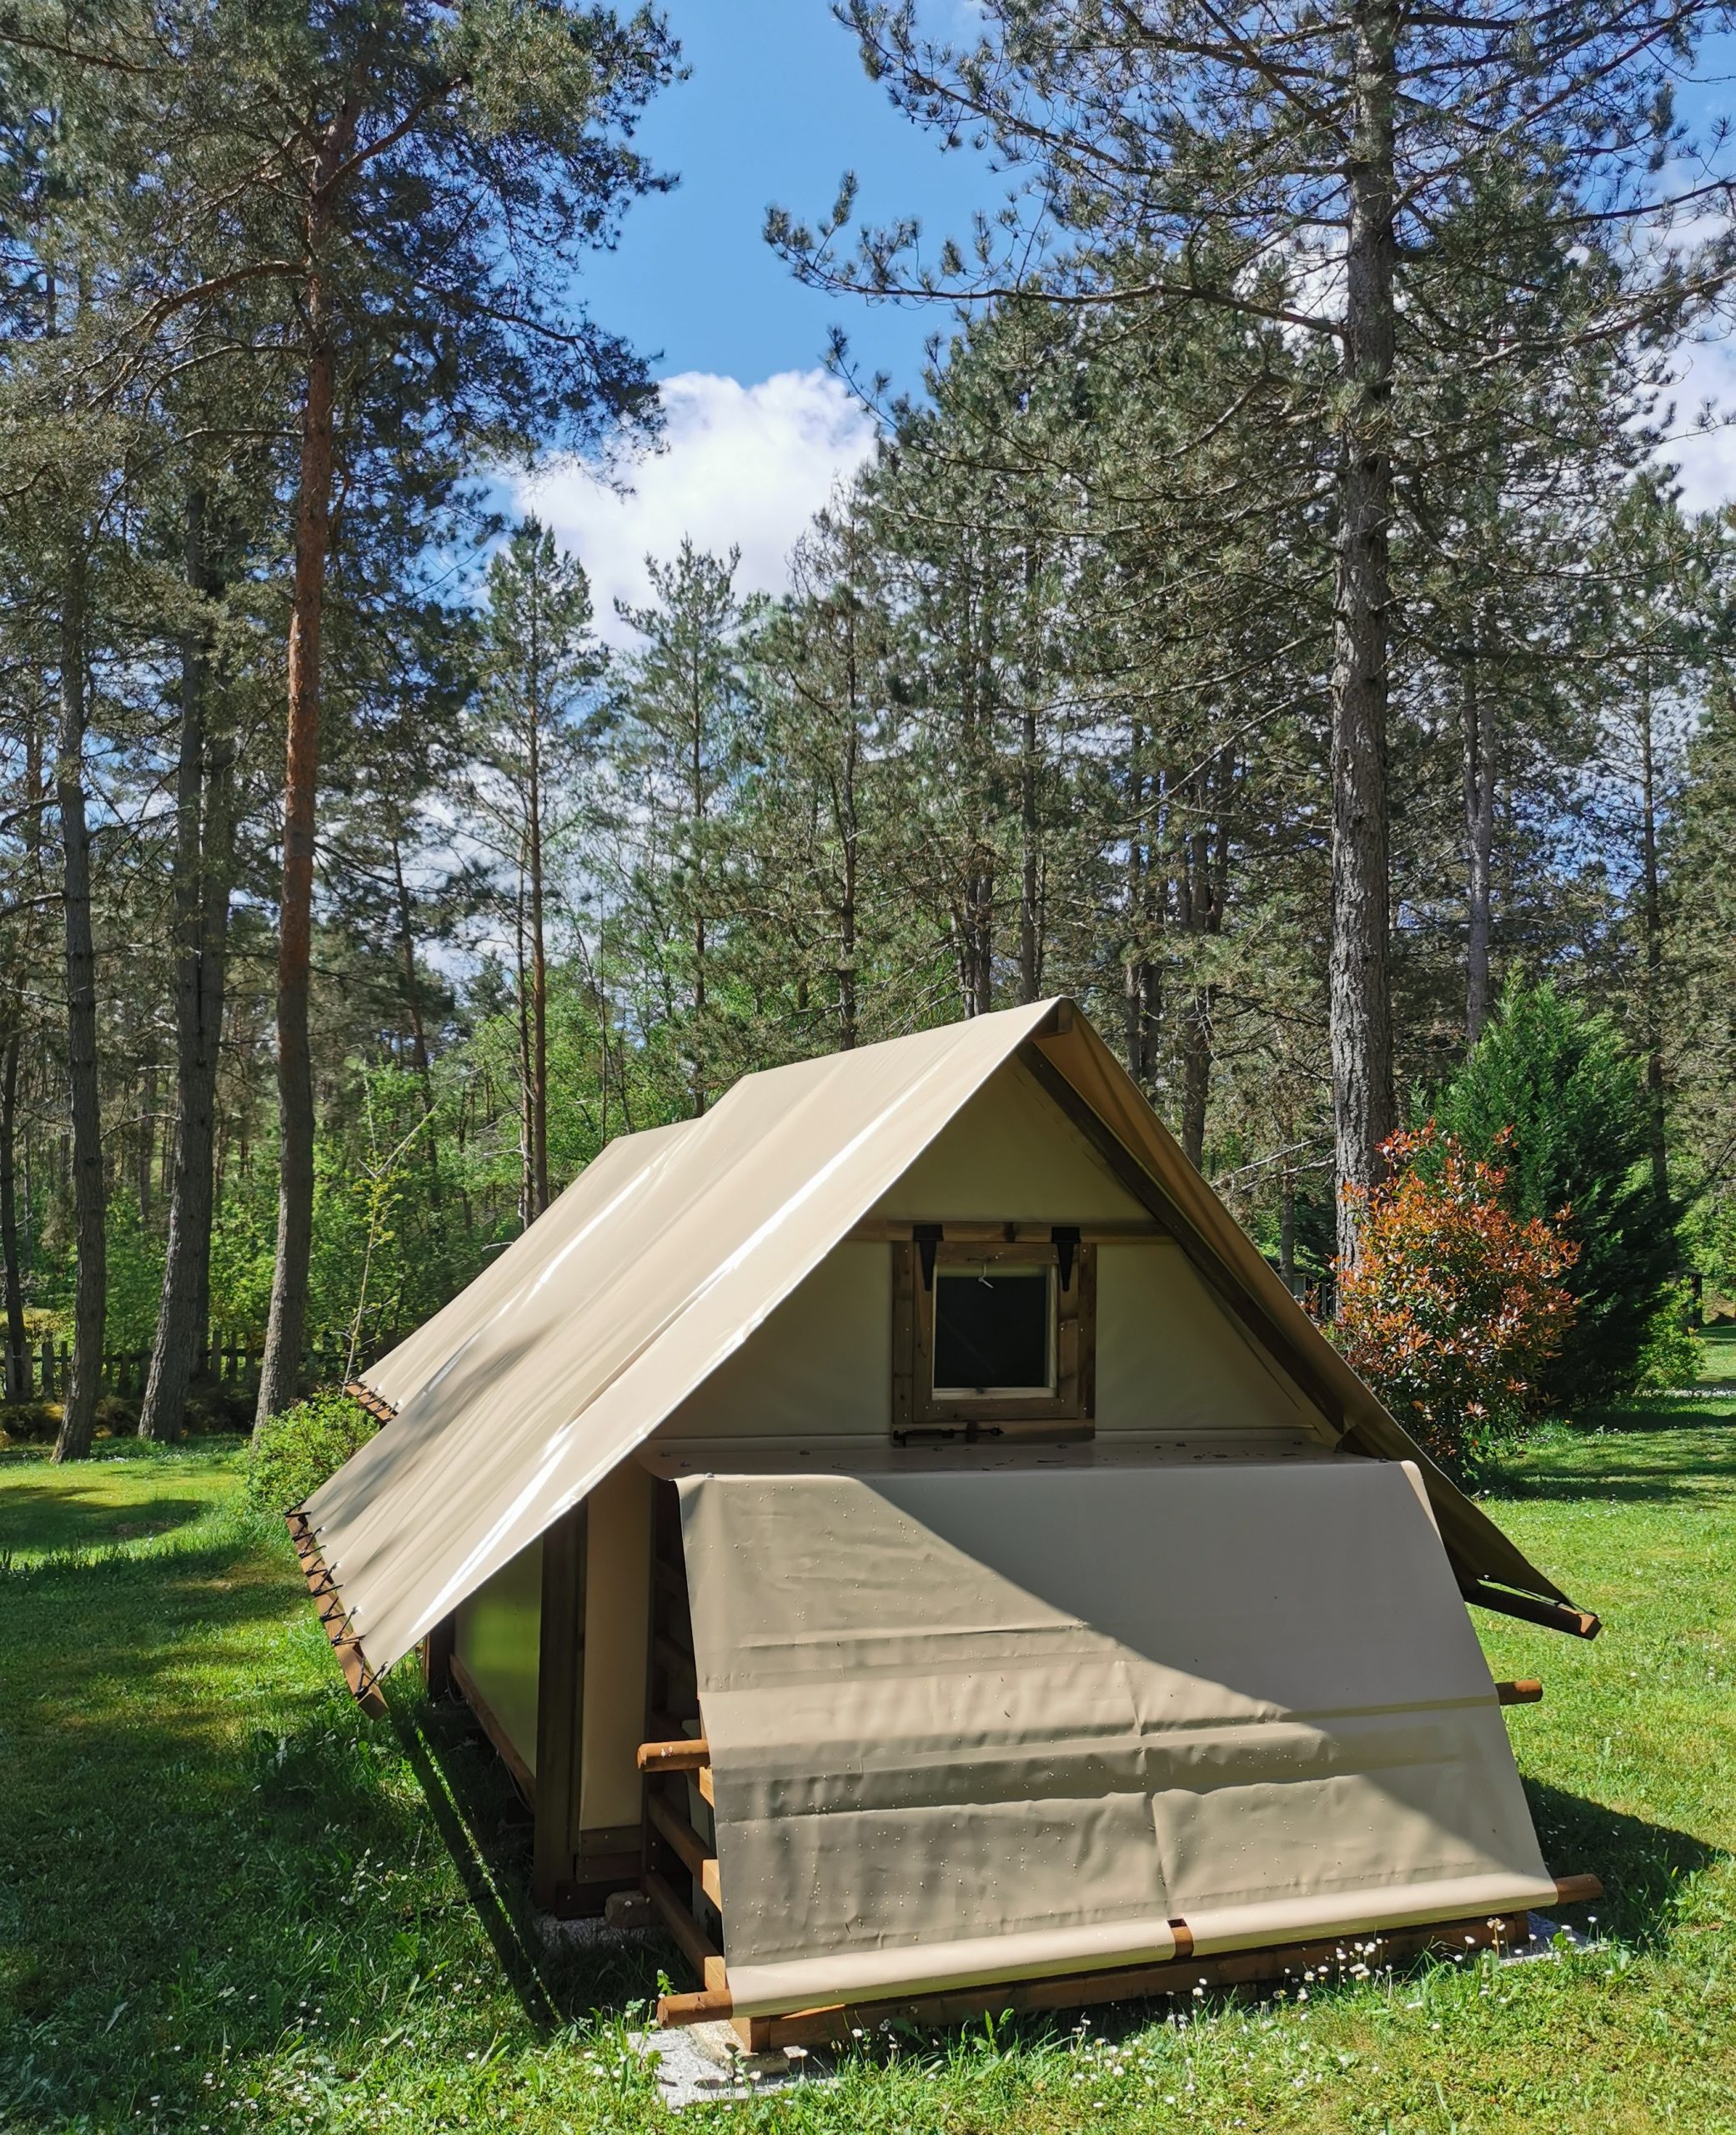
[304,997,1583,1682]
[680,1462,1559,2014]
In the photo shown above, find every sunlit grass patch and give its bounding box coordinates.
[3,1413,1735,2132]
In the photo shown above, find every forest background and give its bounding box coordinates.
[5,0,1736,1461]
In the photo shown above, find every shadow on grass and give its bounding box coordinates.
[0,1483,213,1561]
[1525,1776,1723,1949]
[1489,1411,1736,1505]
[397,1687,664,2037]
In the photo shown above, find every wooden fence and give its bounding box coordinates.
[4,1332,354,1404]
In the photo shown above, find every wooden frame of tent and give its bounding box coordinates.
[289,998,1608,2048]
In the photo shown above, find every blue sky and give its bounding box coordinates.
[524,0,1010,634]
[580,0,999,387]
[531,3,1736,636]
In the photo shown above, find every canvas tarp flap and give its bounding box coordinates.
[678,1463,1558,2017]
[359,1120,700,1414]
[303,1002,1063,1673]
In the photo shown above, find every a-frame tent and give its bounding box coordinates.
[292,997,1598,2040]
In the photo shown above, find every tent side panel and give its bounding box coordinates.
[580,1456,654,1841]
[452,1535,543,1784]
[1094,1241,1324,1434]
[660,1243,892,1439]
[868,1057,1149,1223]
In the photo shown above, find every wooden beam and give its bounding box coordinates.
[655,1908,1538,2038]
[646,1869,729,1994]
[637,1736,710,1775]
[283,1510,386,1718]
[1496,1678,1543,1705]
[532,1502,587,1911]
[1462,1580,1601,1640]
[1553,1873,1603,1906]
[422,1613,455,1699]
[647,1788,723,1910]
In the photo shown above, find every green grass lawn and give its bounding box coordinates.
[3,1412,1736,2134]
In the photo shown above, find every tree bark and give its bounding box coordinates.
[53,541,106,1463]
[1121,732,1162,1086]
[141,490,234,1442]
[0,1030,27,1399]
[256,252,340,1431]
[1638,670,1670,1218]
[1018,546,1042,1005]
[1463,656,1496,1043]
[836,622,860,1049]
[1329,0,1400,1270]
[527,710,550,1213]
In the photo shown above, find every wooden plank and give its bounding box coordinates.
[645,1869,729,1994]
[1496,1677,1543,1705]
[637,1736,711,1775]
[449,1650,536,1805]
[423,1613,455,1699]
[283,1510,387,1719]
[656,1909,1538,2041]
[532,1502,587,1911]
[655,1632,696,1684]
[1462,1581,1601,1640]
[647,1788,722,1909]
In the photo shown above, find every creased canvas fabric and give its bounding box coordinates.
[678,1462,1558,2016]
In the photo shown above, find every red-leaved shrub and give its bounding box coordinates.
[1333,1124,1578,1470]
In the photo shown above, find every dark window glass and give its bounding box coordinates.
[932,1268,1052,1394]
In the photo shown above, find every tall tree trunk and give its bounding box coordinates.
[527,718,550,1213]
[1463,656,1496,1043]
[836,645,860,1050]
[0,1030,26,1399]
[1638,671,1670,1218]
[1122,733,1162,1086]
[141,490,234,1443]
[53,542,105,1463]
[137,1059,156,1223]
[256,264,339,1431]
[1279,1167,1297,1294]
[1329,0,1400,1269]
[514,852,535,1229]
[1018,547,1042,1004]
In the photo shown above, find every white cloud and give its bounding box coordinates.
[517,369,878,641]
[1654,332,1736,518]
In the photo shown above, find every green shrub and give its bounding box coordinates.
[1430,976,1678,1409]
[245,1390,376,1515]
[1634,1280,1705,1392]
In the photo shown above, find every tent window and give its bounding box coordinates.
[892,1233,1095,1439]
[932,1267,1054,1396]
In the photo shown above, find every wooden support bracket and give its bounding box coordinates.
[1462,1580,1601,1640]
[284,1510,386,1718]
[1496,1678,1543,1705]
